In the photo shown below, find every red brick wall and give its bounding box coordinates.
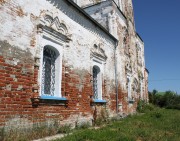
[0,41,138,128]
[0,42,116,127]
[0,41,36,127]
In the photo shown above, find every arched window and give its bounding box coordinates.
[41,45,61,97]
[93,65,102,100]
[37,14,69,100]
[93,65,100,99]
[91,43,106,102]
[127,76,131,99]
[132,78,138,92]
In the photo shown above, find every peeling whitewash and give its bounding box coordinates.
[0,0,148,129]
[0,0,116,77]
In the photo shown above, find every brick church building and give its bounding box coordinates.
[0,0,148,129]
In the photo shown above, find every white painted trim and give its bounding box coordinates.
[127,74,132,99]
[92,57,104,100]
[39,37,63,98]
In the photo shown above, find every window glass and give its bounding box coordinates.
[41,46,58,96]
[93,65,101,99]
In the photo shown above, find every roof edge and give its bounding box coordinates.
[66,0,118,43]
[145,68,149,74]
[136,32,144,43]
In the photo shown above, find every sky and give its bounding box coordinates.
[133,0,180,93]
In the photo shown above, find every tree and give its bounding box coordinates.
[149,89,158,104]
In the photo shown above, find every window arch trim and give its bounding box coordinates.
[91,57,106,103]
[39,39,66,101]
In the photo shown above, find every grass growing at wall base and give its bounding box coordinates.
[55,107,180,141]
[0,121,72,141]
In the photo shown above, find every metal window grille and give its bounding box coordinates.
[41,47,56,96]
[93,67,98,99]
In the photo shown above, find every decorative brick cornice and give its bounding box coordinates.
[37,11,71,43]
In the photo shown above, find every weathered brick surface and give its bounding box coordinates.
[84,0,148,114]
[0,0,148,129]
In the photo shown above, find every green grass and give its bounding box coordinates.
[55,108,180,141]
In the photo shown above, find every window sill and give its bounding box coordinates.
[40,95,67,101]
[93,99,107,103]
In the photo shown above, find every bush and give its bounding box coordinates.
[137,100,146,112]
[137,100,155,113]
[149,90,180,110]
[143,104,155,112]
